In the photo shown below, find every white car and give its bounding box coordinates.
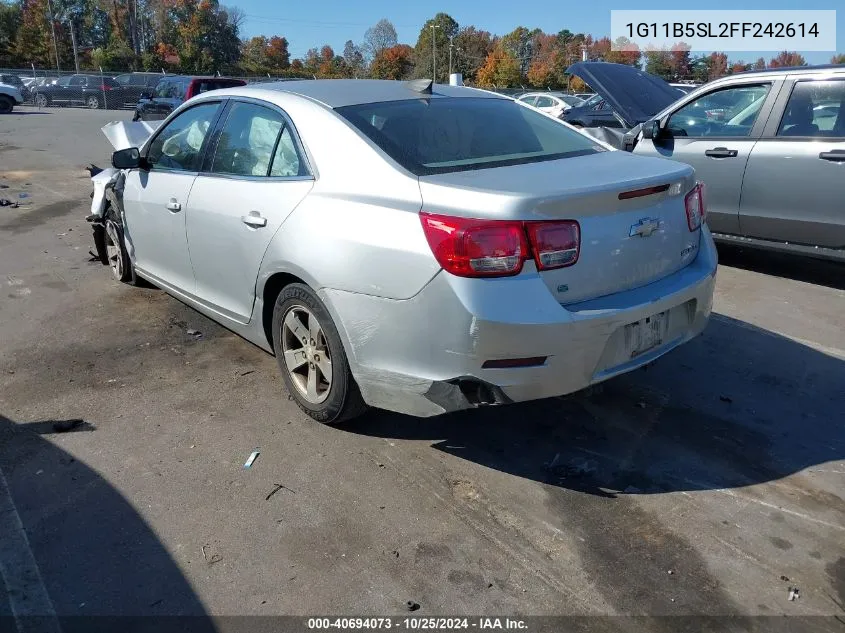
[516,92,584,118]
[0,82,23,114]
[92,79,716,423]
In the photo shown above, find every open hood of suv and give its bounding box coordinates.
[566,62,682,128]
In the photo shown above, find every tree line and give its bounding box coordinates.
[1,1,844,86]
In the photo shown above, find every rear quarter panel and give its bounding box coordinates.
[251,91,439,301]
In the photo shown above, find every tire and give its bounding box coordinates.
[0,96,13,114]
[272,283,367,424]
[34,93,48,108]
[132,111,140,122]
[86,95,100,109]
[103,207,133,283]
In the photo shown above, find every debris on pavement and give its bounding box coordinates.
[265,483,296,500]
[788,587,799,601]
[406,601,420,612]
[239,369,255,376]
[780,575,790,582]
[667,570,674,575]
[52,419,84,433]
[18,192,29,199]
[0,184,8,189]
[243,449,260,469]
[0,199,19,208]
[201,545,222,566]
[186,328,202,338]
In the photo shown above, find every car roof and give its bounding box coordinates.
[731,64,845,78]
[226,79,504,108]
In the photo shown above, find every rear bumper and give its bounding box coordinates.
[322,227,718,417]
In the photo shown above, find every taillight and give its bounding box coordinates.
[419,213,580,278]
[419,213,527,277]
[684,182,706,231]
[100,84,112,91]
[525,221,580,270]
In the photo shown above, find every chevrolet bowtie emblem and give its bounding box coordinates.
[629,217,662,237]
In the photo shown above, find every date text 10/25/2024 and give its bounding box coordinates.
[306,617,528,630]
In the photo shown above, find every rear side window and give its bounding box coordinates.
[211,102,286,177]
[336,97,602,175]
[777,80,845,137]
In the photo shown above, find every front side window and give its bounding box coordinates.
[518,95,538,106]
[337,97,602,176]
[146,102,219,172]
[69,76,86,87]
[535,96,555,108]
[667,84,770,137]
[211,102,285,177]
[114,74,131,86]
[777,80,845,137]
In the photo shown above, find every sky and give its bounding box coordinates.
[236,0,843,65]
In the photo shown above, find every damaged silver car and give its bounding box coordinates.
[568,62,845,262]
[88,79,717,423]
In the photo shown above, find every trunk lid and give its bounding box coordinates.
[566,62,682,129]
[418,151,699,305]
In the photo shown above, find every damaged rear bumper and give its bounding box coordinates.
[321,228,718,418]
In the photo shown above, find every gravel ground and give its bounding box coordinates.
[1,106,844,630]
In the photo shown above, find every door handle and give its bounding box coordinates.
[166,199,181,212]
[704,147,738,158]
[241,211,267,228]
[819,150,845,162]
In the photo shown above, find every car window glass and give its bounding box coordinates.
[115,74,131,86]
[211,102,284,177]
[518,95,537,106]
[69,76,86,86]
[535,96,554,108]
[146,102,219,172]
[154,81,170,97]
[777,80,845,137]
[270,126,303,177]
[667,84,770,138]
[56,76,71,87]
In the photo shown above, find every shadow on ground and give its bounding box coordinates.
[716,245,845,291]
[0,415,216,632]
[346,314,845,500]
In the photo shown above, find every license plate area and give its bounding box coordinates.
[625,311,670,358]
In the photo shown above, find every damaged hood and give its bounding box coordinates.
[566,62,681,129]
[101,120,162,151]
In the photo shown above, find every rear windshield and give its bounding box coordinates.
[336,97,603,175]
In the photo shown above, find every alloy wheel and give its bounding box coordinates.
[281,306,332,404]
[86,95,100,109]
[35,94,47,108]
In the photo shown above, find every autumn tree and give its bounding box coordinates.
[0,1,21,66]
[769,51,806,67]
[605,37,641,66]
[526,33,561,88]
[370,44,414,80]
[730,61,749,74]
[414,13,458,82]
[708,52,728,80]
[644,48,672,79]
[753,57,766,70]
[13,0,55,66]
[170,0,240,73]
[342,40,364,77]
[363,18,398,62]
[589,36,611,61]
[452,26,493,83]
[476,44,521,88]
[668,43,691,80]
[832,54,845,64]
[500,26,540,76]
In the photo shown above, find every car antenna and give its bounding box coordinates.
[407,79,433,95]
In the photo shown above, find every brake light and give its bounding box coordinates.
[419,213,580,278]
[100,84,112,91]
[684,182,706,231]
[420,213,527,277]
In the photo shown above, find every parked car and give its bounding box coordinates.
[0,74,31,102]
[562,93,624,128]
[568,61,845,262]
[670,83,701,95]
[94,79,716,423]
[33,74,123,109]
[516,92,584,118]
[574,92,595,100]
[113,72,172,108]
[0,82,24,113]
[132,75,247,121]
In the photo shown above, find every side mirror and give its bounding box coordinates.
[642,119,662,140]
[112,147,141,170]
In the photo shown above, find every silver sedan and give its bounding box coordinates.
[99,79,717,423]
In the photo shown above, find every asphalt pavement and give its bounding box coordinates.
[1,106,844,629]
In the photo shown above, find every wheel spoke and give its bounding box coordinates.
[315,355,332,384]
[284,311,309,344]
[283,348,308,372]
[308,313,321,340]
[306,365,318,400]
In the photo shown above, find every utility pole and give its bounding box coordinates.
[448,36,454,76]
[430,24,440,83]
[46,0,60,72]
[69,19,79,72]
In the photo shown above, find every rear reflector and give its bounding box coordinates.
[482,357,547,369]
[618,183,670,200]
[684,182,706,231]
[420,213,580,278]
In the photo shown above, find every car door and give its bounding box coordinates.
[121,101,223,293]
[738,76,845,248]
[186,100,314,323]
[635,80,780,235]
[65,75,86,104]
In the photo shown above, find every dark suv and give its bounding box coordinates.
[113,72,173,108]
[133,75,247,121]
[33,74,123,109]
